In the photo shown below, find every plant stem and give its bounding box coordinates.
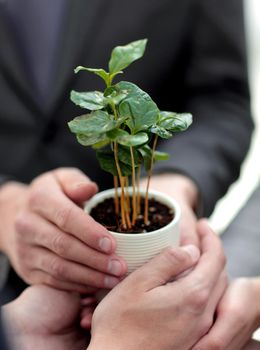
[124,178,132,229]
[113,176,119,215]
[130,147,137,225]
[114,143,132,230]
[111,104,131,230]
[144,135,158,225]
[136,165,141,215]
[114,142,127,229]
[125,177,130,210]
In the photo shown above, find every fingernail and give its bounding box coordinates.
[74,181,96,189]
[104,276,120,288]
[99,237,112,253]
[182,245,200,261]
[108,260,122,276]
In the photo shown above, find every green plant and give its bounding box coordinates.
[68,39,192,231]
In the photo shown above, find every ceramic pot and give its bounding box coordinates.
[85,187,181,274]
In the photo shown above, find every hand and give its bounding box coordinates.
[243,340,260,350]
[0,168,127,292]
[192,278,260,350]
[2,285,90,350]
[87,220,227,350]
[141,173,200,246]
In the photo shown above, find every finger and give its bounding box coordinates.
[28,269,98,294]
[179,204,199,248]
[192,275,248,350]
[16,211,127,277]
[81,296,97,306]
[29,172,116,254]
[192,308,243,350]
[80,307,95,329]
[31,247,122,289]
[53,167,98,203]
[183,219,226,292]
[124,245,200,292]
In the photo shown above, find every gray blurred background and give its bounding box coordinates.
[209,0,260,233]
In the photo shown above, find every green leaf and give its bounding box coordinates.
[118,145,140,166]
[92,139,110,149]
[76,133,107,147]
[117,81,159,133]
[96,150,132,176]
[159,112,193,132]
[106,128,129,140]
[109,39,148,74]
[107,129,148,147]
[74,66,110,86]
[138,145,153,171]
[154,150,170,161]
[68,111,117,136]
[150,125,172,139]
[104,86,128,106]
[117,132,149,147]
[70,90,104,110]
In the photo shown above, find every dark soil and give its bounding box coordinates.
[90,197,174,233]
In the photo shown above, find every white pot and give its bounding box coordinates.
[85,188,181,274]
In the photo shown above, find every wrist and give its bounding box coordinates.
[150,173,199,210]
[0,181,27,253]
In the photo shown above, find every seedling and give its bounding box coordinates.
[68,39,192,231]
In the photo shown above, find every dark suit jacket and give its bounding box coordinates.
[0,0,253,217]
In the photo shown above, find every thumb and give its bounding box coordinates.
[54,167,98,203]
[128,245,200,291]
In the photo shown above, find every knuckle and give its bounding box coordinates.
[14,211,30,236]
[188,286,210,313]
[54,206,73,230]
[28,186,46,209]
[163,247,187,266]
[50,258,65,278]
[51,234,67,257]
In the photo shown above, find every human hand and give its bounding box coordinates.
[87,220,227,350]
[2,285,89,350]
[192,278,260,350]
[0,168,127,292]
[140,173,199,246]
[243,339,260,350]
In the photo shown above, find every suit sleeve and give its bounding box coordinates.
[155,0,254,216]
